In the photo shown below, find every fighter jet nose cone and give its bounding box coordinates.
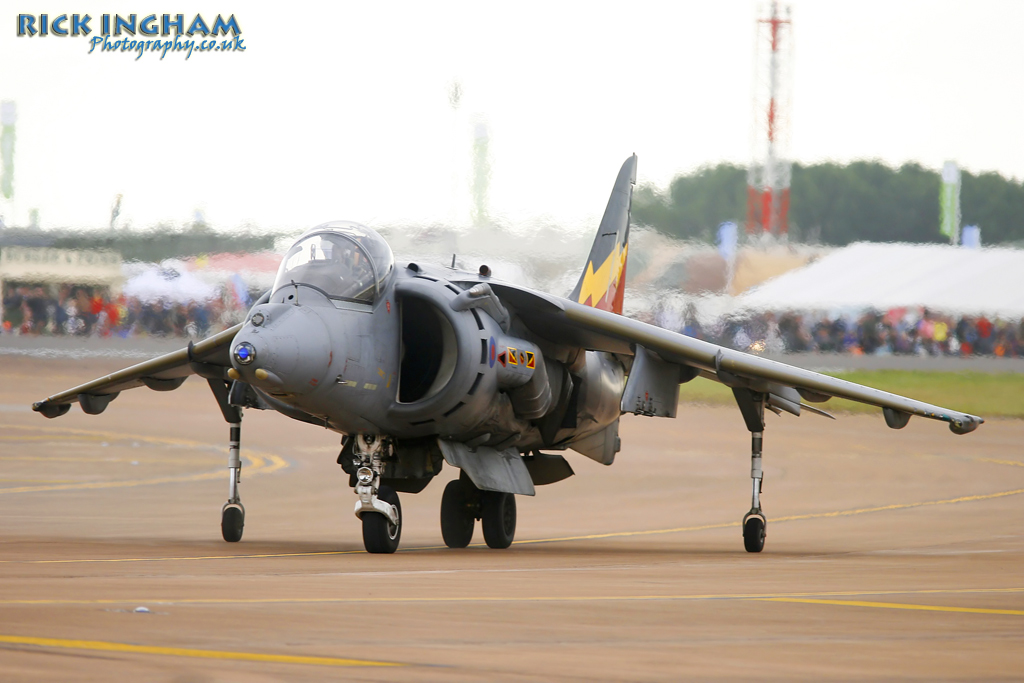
[230,304,331,395]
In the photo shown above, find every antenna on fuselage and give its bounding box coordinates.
[290,279,299,305]
[451,254,456,268]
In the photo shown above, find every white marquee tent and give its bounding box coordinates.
[736,242,1024,318]
[123,264,218,305]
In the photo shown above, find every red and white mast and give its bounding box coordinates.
[747,1,793,237]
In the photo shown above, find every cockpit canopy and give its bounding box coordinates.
[272,222,394,304]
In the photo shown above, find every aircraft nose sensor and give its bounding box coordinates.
[229,304,331,395]
[233,342,256,365]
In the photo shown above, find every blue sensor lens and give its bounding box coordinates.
[233,342,256,365]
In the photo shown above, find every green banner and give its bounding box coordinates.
[939,161,960,244]
[0,101,15,200]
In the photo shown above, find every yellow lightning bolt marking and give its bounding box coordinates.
[577,243,628,307]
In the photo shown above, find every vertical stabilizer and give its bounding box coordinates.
[569,155,636,315]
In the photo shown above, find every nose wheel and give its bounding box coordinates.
[361,484,402,554]
[350,435,403,554]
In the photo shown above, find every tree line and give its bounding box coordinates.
[1,223,276,262]
[632,161,1024,245]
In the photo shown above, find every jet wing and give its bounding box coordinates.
[31,323,242,418]
[486,282,983,435]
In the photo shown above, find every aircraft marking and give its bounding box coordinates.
[576,243,628,312]
[507,347,517,365]
[489,337,496,368]
[526,351,535,369]
[363,383,377,390]
[0,634,402,668]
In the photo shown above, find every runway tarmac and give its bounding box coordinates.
[2,355,1023,681]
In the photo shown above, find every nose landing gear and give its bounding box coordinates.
[352,435,403,554]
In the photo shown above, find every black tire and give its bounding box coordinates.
[440,479,476,548]
[221,504,244,543]
[743,516,765,553]
[362,485,402,554]
[481,491,516,549]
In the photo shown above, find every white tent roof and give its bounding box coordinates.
[736,242,1024,318]
[123,265,218,305]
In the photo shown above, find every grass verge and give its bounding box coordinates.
[678,370,1024,419]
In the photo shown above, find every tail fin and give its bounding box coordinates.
[569,154,637,315]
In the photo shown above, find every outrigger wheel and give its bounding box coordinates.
[221,503,245,543]
[362,484,402,554]
[742,513,766,553]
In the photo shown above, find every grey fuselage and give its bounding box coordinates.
[229,235,624,463]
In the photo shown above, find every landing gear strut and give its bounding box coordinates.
[742,430,766,553]
[206,378,246,543]
[221,421,245,542]
[352,435,402,554]
[733,388,767,553]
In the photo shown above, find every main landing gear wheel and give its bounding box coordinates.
[440,479,477,548]
[362,484,402,554]
[221,503,245,543]
[481,491,516,549]
[743,515,765,553]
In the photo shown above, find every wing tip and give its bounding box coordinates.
[949,415,983,435]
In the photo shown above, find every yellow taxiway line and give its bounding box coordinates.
[2,587,1022,608]
[0,425,288,495]
[0,593,1018,668]
[0,634,401,667]
[757,597,1024,616]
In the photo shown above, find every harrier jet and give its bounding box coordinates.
[32,156,983,554]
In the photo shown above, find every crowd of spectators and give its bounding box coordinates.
[1,284,243,339]
[6,283,1024,359]
[650,303,1024,358]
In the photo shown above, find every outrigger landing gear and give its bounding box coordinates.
[742,430,766,553]
[352,435,402,554]
[221,420,245,543]
[205,378,246,543]
[733,388,767,553]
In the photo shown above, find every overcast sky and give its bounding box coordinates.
[1,0,1021,234]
